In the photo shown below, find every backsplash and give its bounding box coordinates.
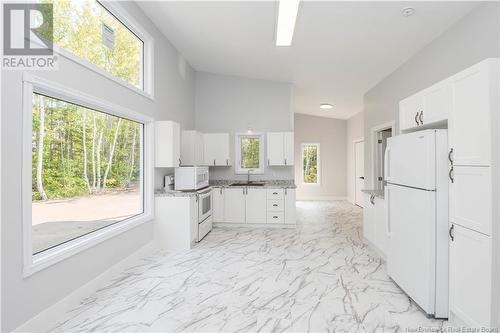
[208,166,294,181]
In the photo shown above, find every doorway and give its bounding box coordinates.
[354,140,364,207]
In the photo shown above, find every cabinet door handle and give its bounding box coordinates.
[415,112,419,125]
[273,204,278,207]
[370,195,375,205]
[449,166,454,183]
[243,188,245,195]
[448,148,453,164]
[220,187,222,195]
[285,188,287,195]
[449,224,455,241]
[268,159,270,166]
[419,111,424,125]
[273,216,278,219]
[213,159,216,166]
[226,159,229,166]
[273,192,278,195]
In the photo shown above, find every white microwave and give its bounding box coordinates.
[174,166,209,191]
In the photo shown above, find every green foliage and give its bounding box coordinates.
[45,0,142,87]
[241,137,260,169]
[32,94,141,200]
[303,145,318,183]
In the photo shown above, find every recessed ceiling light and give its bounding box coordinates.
[402,7,415,17]
[320,103,333,110]
[276,0,300,46]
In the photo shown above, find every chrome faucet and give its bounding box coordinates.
[247,169,253,183]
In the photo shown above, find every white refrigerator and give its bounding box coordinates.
[385,129,449,318]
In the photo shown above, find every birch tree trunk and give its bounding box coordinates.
[102,118,122,191]
[82,112,91,193]
[96,129,103,193]
[91,113,97,192]
[127,126,137,187]
[36,98,48,200]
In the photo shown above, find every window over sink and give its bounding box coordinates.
[235,133,264,174]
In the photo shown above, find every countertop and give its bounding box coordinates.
[361,189,385,199]
[209,180,296,189]
[155,180,296,197]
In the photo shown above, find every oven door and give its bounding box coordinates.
[198,188,212,223]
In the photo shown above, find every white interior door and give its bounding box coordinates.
[354,141,364,207]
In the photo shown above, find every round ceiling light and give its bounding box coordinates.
[402,7,415,17]
[320,103,333,110]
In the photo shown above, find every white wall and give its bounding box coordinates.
[363,2,500,189]
[294,114,347,200]
[346,112,364,204]
[1,2,195,331]
[194,72,294,181]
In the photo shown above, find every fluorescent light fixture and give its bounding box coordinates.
[276,0,300,46]
[320,103,333,110]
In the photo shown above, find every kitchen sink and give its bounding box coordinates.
[229,182,266,186]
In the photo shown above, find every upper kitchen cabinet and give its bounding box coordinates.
[155,121,181,167]
[204,133,231,166]
[267,132,294,166]
[181,130,205,166]
[448,58,499,166]
[399,81,449,132]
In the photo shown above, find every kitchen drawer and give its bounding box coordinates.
[267,188,284,199]
[267,212,284,224]
[267,199,284,212]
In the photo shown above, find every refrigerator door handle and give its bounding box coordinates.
[449,166,454,183]
[449,224,455,241]
[384,147,391,181]
[386,186,392,237]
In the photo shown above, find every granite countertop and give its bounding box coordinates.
[361,189,385,199]
[209,180,296,189]
[155,189,198,197]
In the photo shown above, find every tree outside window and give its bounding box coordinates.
[236,134,264,174]
[302,143,319,184]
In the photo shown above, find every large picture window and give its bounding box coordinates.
[302,143,320,184]
[31,93,143,255]
[42,0,146,90]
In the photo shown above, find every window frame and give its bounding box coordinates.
[22,73,154,277]
[235,133,265,175]
[50,1,155,99]
[301,143,321,185]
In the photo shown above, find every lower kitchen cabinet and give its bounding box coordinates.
[449,223,492,327]
[224,188,246,223]
[284,188,296,224]
[212,187,225,222]
[246,188,267,223]
[362,193,387,258]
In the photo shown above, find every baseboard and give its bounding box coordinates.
[13,241,159,333]
[297,196,348,201]
[363,237,386,262]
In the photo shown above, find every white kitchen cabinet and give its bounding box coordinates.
[399,82,449,133]
[284,188,296,224]
[283,132,294,166]
[155,195,198,251]
[224,188,246,223]
[363,193,376,247]
[362,193,386,258]
[448,59,498,166]
[450,166,492,236]
[399,94,422,132]
[212,187,225,222]
[181,130,205,166]
[245,188,267,224]
[155,121,181,167]
[449,223,492,327]
[267,132,294,166]
[204,133,231,166]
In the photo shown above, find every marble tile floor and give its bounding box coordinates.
[46,201,444,333]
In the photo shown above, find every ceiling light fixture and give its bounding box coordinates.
[320,103,333,110]
[276,0,300,46]
[402,7,415,17]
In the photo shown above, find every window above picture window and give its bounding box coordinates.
[45,0,154,97]
[235,133,264,174]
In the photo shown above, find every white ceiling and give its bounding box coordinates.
[137,1,478,119]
